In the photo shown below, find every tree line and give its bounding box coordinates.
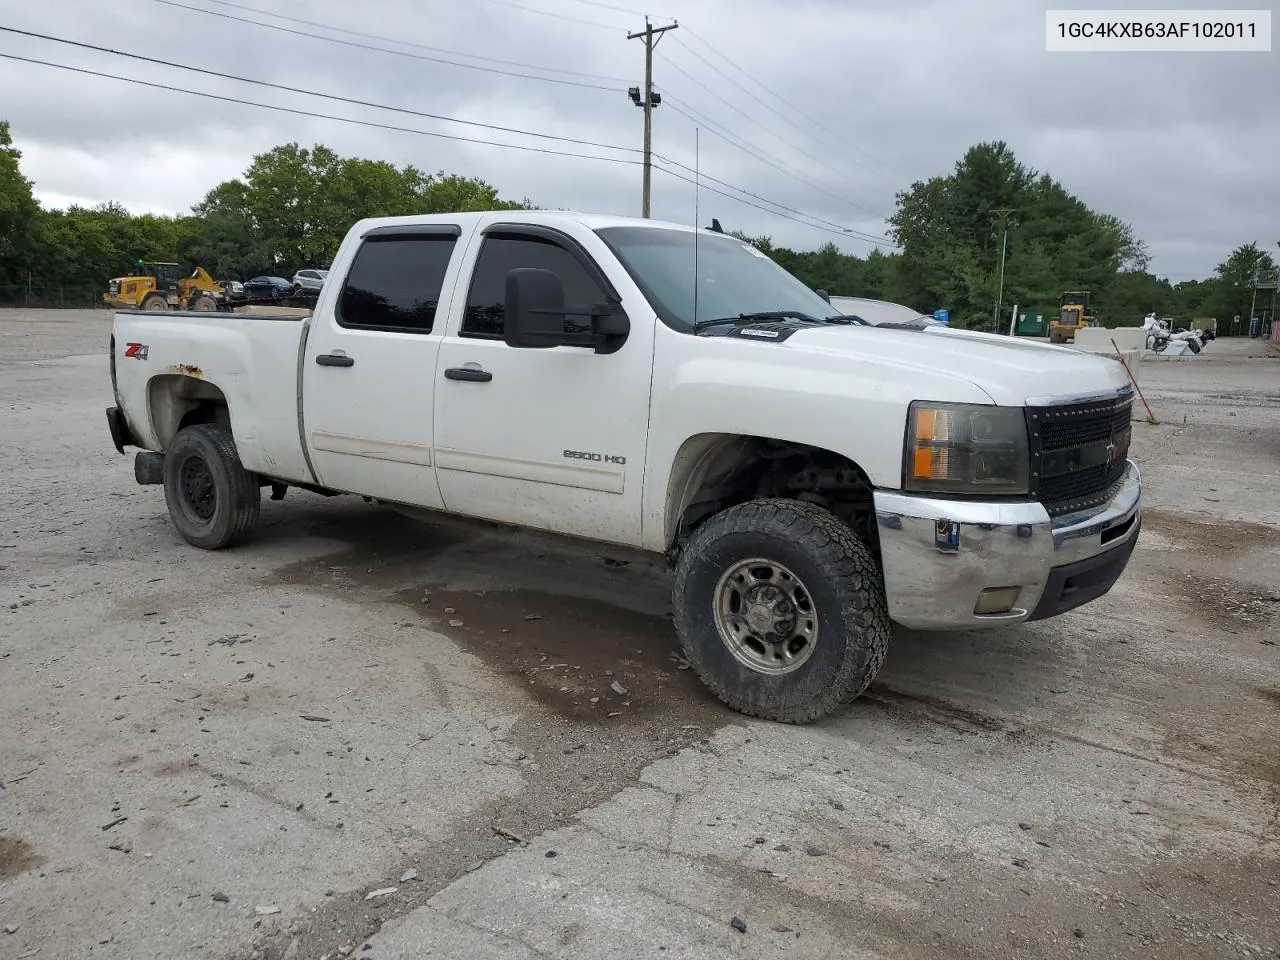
[1,121,1275,329]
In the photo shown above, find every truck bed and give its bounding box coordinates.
[111,309,314,485]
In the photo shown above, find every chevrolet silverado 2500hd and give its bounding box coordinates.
[105,211,1142,724]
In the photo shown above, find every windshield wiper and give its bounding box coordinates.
[820,314,863,325]
[693,310,818,332]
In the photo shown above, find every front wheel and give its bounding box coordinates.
[672,498,891,724]
[162,424,260,549]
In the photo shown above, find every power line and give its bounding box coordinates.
[654,52,888,209]
[678,27,901,181]
[0,53,645,166]
[0,49,887,247]
[1,27,638,155]
[653,162,895,250]
[182,0,630,83]
[464,0,621,31]
[661,96,887,221]
[653,152,892,245]
[148,0,894,232]
[151,0,619,91]
[668,37,895,188]
[655,152,896,245]
[556,0,660,16]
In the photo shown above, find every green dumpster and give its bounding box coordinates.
[1014,313,1046,337]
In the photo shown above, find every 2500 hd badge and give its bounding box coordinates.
[564,450,626,464]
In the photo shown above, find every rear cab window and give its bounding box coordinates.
[338,229,460,333]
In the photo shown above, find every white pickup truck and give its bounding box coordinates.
[106,211,1141,724]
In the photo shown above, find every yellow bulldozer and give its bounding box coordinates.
[103,261,228,312]
[1049,290,1097,343]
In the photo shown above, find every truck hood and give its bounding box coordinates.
[785,324,1130,406]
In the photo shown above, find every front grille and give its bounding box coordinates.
[1027,393,1133,517]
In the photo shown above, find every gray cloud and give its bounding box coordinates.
[2,0,1275,279]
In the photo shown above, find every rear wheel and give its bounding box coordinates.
[672,498,891,724]
[140,294,168,311]
[190,295,216,312]
[162,424,260,549]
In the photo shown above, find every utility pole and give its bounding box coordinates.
[627,17,678,218]
[991,208,1015,332]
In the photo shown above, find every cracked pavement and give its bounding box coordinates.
[1,310,1277,960]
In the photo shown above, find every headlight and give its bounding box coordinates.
[904,402,1030,495]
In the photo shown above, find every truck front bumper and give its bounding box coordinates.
[872,460,1141,630]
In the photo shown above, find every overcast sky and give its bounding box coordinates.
[1,0,1275,281]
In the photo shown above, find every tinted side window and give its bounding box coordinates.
[462,235,608,338]
[338,235,457,333]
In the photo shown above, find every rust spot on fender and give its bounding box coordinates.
[168,363,203,377]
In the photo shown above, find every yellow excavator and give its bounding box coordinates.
[103,262,229,312]
[1049,291,1097,343]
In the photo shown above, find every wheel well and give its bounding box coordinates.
[667,434,879,558]
[147,375,231,449]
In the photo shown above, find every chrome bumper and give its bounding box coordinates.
[872,460,1141,630]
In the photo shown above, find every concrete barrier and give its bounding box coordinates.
[1067,343,1143,382]
[1075,327,1146,351]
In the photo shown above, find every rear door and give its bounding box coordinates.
[432,223,655,546]
[302,223,467,509]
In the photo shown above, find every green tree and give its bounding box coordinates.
[0,120,40,286]
[1205,242,1278,324]
[887,141,1145,328]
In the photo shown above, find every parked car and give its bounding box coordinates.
[242,276,293,299]
[105,211,1141,725]
[292,269,328,294]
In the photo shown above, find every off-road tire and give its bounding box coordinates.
[672,497,891,724]
[190,295,216,312]
[162,424,260,550]
[140,294,168,311]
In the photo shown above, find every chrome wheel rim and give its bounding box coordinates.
[712,558,818,675]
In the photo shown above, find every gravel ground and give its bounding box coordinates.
[1,309,1277,960]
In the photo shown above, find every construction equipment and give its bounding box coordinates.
[1049,291,1096,343]
[103,262,229,312]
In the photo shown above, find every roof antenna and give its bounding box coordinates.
[709,218,722,233]
[693,126,700,328]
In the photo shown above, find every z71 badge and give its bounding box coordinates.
[124,342,149,360]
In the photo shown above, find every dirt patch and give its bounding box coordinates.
[1141,509,1280,557]
[861,684,1028,739]
[401,585,715,725]
[1169,572,1280,631]
[0,835,44,878]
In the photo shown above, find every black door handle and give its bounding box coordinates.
[444,367,492,382]
[315,353,354,367]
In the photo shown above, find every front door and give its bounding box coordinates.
[433,225,655,547]
[302,224,466,510]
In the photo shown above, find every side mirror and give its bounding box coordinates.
[815,289,831,304]
[503,268,630,354]
[504,268,566,349]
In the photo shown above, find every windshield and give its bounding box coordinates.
[828,296,941,329]
[596,226,835,331]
